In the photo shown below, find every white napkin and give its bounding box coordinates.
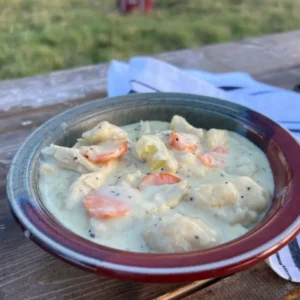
[107,57,300,282]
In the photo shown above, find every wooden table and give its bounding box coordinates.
[1,30,300,300]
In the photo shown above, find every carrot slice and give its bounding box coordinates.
[214,146,228,154]
[198,153,214,167]
[169,131,199,153]
[198,153,224,168]
[139,173,181,189]
[83,194,130,219]
[82,141,128,163]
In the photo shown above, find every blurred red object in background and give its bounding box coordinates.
[117,0,154,13]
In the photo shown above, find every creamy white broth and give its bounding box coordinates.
[39,116,274,253]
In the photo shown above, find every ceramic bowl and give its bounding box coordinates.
[7,93,300,282]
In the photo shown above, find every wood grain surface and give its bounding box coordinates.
[1,30,300,300]
[182,262,299,300]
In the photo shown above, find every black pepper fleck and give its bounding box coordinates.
[176,138,179,141]
[190,197,194,201]
[194,235,199,240]
[147,173,150,175]
[220,174,224,177]
[241,196,244,198]
[96,177,99,180]
[161,168,164,171]
[247,187,251,191]
[73,157,78,160]
[128,196,132,199]
[116,193,120,196]
[90,233,95,238]
[225,181,228,184]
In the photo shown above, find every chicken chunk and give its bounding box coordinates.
[143,213,222,253]
[81,121,127,144]
[206,129,228,150]
[41,145,101,173]
[170,115,204,138]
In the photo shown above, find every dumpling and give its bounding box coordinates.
[143,213,222,253]
[41,145,101,173]
[81,121,127,143]
[232,177,271,212]
[206,129,228,150]
[189,182,238,209]
[170,115,204,138]
[188,176,271,226]
[135,135,178,172]
[141,180,187,213]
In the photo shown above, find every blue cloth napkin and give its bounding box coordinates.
[107,57,300,282]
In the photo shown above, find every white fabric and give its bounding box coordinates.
[107,57,300,282]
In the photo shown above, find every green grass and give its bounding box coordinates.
[0,0,299,79]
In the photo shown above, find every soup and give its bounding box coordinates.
[39,115,274,253]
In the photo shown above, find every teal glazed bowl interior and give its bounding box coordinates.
[7,93,300,283]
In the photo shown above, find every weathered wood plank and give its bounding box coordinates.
[182,263,299,300]
[0,30,300,112]
[155,279,220,300]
